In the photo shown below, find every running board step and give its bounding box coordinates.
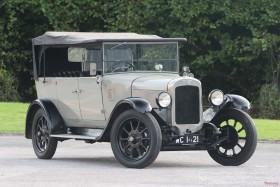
[51,134,99,140]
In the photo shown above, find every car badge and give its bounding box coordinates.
[186,79,192,85]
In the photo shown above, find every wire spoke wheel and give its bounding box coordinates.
[110,109,162,168]
[208,108,257,166]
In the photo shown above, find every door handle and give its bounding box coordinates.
[72,89,81,94]
[72,89,84,94]
[96,75,102,84]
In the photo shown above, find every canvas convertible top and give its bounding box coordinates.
[32,32,187,45]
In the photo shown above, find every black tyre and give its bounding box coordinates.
[110,109,162,168]
[208,108,257,166]
[32,109,58,159]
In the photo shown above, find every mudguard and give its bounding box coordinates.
[120,98,152,113]
[118,97,167,125]
[98,97,152,142]
[226,94,251,111]
[203,94,251,122]
[25,99,66,139]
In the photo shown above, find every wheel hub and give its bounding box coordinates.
[220,125,239,149]
[128,131,142,145]
[41,127,47,136]
[129,136,134,142]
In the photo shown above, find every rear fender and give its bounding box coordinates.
[25,99,66,139]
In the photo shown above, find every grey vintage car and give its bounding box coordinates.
[25,32,257,168]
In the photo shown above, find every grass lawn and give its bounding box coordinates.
[253,119,280,140]
[0,102,29,133]
[0,102,279,140]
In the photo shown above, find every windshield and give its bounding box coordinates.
[103,43,178,73]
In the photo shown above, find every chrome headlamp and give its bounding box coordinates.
[208,89,224,106]
[156,92,171,108]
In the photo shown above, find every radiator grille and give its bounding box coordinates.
[175,86,200,124]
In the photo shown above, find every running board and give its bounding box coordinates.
[50,134,99,140]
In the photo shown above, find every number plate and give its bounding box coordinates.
[185,134,203,145]
[173,134,203,145]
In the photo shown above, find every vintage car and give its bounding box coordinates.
[25,32,257,168]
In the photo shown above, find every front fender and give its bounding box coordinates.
[203,94,251,122]
[98,97,152,142]
[121,97,152,113]
[227,94,250,111]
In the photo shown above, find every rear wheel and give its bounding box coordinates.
[110,109,162,168]
[32,109,58,159]
[208,108,257,166]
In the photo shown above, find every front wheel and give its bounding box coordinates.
[208,108,257,166]
[32,109,58,159]
[110,109,162,168]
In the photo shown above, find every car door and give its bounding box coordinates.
[78,77,105,121]
[56,78,81,126]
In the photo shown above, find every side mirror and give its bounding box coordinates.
[90,63,97,76]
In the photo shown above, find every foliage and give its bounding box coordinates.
[0,61,21,101]
[0,0,279,118]
[258,84,280,119]
[96,0,279,98]
[38,0,106,31]
[0,0,50,101]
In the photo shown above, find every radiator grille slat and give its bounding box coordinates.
[175,86,200,124]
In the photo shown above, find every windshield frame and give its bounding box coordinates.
[102,42,179,75]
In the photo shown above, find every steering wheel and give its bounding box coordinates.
[106,63,135,73]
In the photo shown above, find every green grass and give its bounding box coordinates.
[0,102,279,140]
[0,102,29,133]
[253,119,280,140]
